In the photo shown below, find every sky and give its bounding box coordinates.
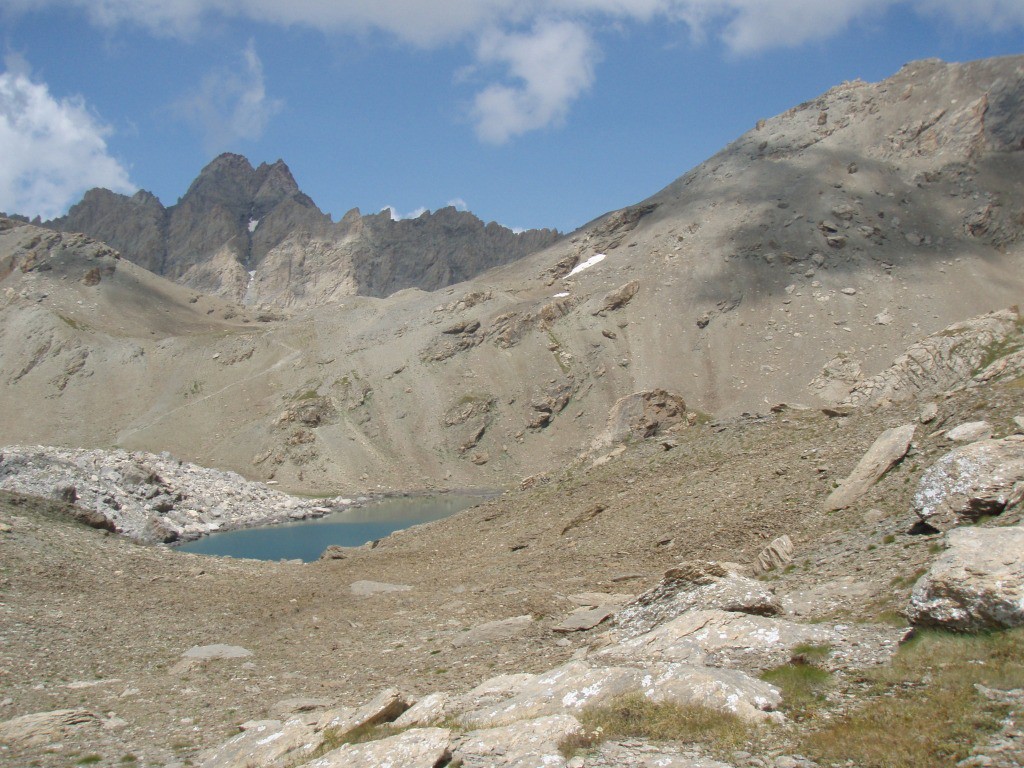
[0,2,1022,233]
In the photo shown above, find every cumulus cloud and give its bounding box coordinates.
[0,64,135,219]
[174,40,282,153]
[9,0,1023,141]
[382,205,428,220]
[472,19,599,144]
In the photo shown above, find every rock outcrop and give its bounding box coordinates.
[908,526,1024,631]
[823,424,916,511]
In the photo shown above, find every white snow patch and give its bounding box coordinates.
[565,253,606,277]
[553,291,570,298]
[248,218,260,232]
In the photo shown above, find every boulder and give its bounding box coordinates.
[393,692,451,728]
[316,687,412,733]
[0,708,101,748]
[615,561,781,639]
[823,424,915,511]
[308,727,451,768]
[454,673,539,712]
[639,663,782,723]
[947,421,994,442]
[594,389,688,450]
[601,609,830,670]
[913,436,1024,531]
[453,615,533,647]
[199,719,322,768]
[593,280,640,314]
[753,535,794,575]
[553,606,616,632]
[454,714,583,768]
[907,526,1024,631]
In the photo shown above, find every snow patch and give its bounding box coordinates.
[566,253,606,277]
[248,218,260,233]
[553,292,570,298]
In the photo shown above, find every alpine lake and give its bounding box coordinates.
[176,492,492,562]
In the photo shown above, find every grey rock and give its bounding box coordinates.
[947,421,994,442]
[308,727,451,768]
[199,719,322,768]
[453,615,533,647]
[349,580,413,596]
[913,436,1024,530]
[919,402,939,424]
[0,708,101,748]
[616,562,781,639]
[183,644,252,660]
[553,606,616,632]
[392,692,451,728]
[594,389,688,450]
[823,424,915,511]
[908,526,1024,630]
[455,714,582,768]
[754,535,794,575]
[316,687,412,733]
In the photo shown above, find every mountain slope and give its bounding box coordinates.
[1,55,1022,493]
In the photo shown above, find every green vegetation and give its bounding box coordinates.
[761,659,833,719]
[801,628,1024,768]
[76,756,103,765]
[559,692,751,758]
[314,722,413,756]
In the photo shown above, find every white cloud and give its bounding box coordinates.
[472,19,599,144]
[9,0,1024,142]
[382,205,428,220]
[446,197,469,210]
[0,65,135,219]
[174,40,282,153]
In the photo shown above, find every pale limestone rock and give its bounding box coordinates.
[199,719,322,768]
[453,615,533,647]
[754,535,794,575]
[463,661,643,727]
[567,592,635,608]
[908,526,1024,630]
[919,402,939,424]
[316,687,411,733]
[913,436,1024,531]
[615,562,780,639]
[0,709,100,748]
[1014,416,1024,434]
[454,714,583,768]
[640,663,782,722]
[600,609,830,668]
[392,692,450,728]
[308,727,451,768]
[349,580,412,596]
[455,673,539,712]
[823,424,915,511]
[553,606,615,632]
[947,421,994,442]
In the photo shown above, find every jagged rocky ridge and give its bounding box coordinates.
[47,153,560,306]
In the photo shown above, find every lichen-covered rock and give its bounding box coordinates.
[908,526,1024,630]
[198,718,322,768]
[308,727,451,768]
[454,714,583,768]
[913,436,1024,531]
[615,562,781,639]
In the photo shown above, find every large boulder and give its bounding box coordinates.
[307,727,451,768]
[198,719,322,768]
[454,714,583,768]
[907,526,1024,631]
[913,436,1024,531]
[824,424,915,511]
[593,389,688,450]
[614,561,781,639]
[0,709,101,749]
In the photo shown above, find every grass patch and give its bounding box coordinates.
[313,722,413,757]
[559,692,752,758]
[77,756,103,766]
[760,660,832,719]
[801,627,1024,768]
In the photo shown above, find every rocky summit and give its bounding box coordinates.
[1,55,1024,768]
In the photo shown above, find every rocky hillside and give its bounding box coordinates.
[1,328,1022,767]
[47,153,560,305]
[0,55,1021,496]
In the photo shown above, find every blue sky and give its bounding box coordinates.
[1,1,1022,233]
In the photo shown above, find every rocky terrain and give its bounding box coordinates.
[0,53,1023,767]
[44,154,560,305]
[1,56,1022,494]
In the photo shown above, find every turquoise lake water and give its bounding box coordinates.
[176,493,488,562]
